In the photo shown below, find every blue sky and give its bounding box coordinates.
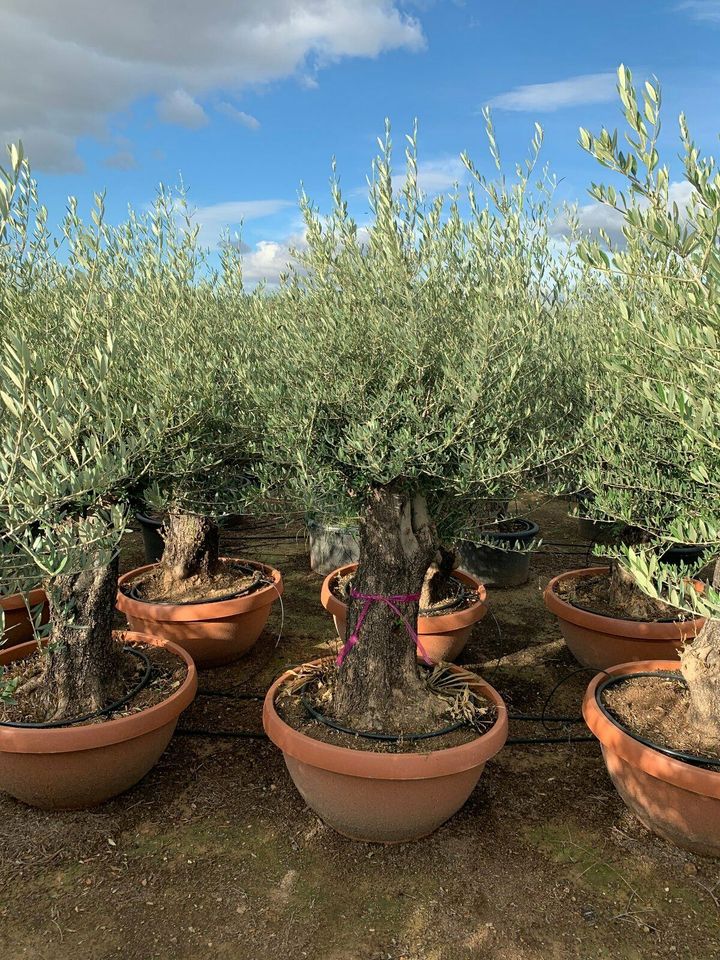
[4,0,720,281]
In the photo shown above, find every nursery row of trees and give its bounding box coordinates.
[1,67,719,732]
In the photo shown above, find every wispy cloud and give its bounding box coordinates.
[189,198,294,247]
[216,103,261,130]
[489,72,616,112]
[157,90,209,129]
[103,149,137,170]
[677,0,720,22]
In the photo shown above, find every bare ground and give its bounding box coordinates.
[1,499,718,960]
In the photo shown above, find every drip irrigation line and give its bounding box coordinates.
[0,647,152,729]
[595,672,720,769]
[197,688,265,701]
[175,727,268,740]
[506,735,595,745]
[173,727,595,745]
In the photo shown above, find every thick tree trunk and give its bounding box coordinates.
[608,559,664,621]
[42,554,124,721]
[333,486,442,730]
[680,558,720,748]
[420,545,456,609]
[160,510,220,590]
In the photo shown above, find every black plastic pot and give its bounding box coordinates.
[660,543,708,568]
[456,518,539,588]
[306,519,359,576]
[134,512,165,564]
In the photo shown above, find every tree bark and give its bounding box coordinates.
[680,558,720,748]
[608,560,665,621]
[333,486,442,730]
[160,510,220,590]
[42,554,124,722]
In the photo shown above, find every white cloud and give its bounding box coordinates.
[216,103,261,130]
[552,180,696,244]
[189,198,294,247]
[157,90,209,129]
[677,1,720,22]
[489,72,616,112]
[1,1,425,172]
[390,155,466,194]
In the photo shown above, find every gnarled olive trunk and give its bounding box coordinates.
[160,510,219,590]
[333,486,442,730]
[608,560,664,621]
[681,558,720,747]
[42,554,124,721]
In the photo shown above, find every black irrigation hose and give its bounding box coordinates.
[595,671,720,769]
[197,688,265,701]
[300,691,467,742]
[0,647,152,729]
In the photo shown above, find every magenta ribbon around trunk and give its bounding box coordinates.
[336,588,433,667]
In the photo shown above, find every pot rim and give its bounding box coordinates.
[583,659,720,800]
[116,558,284,623]
[320,563,487,634]
[0,630,197,754]
[544,566,703,640]
[475,517,540,541]
[263,659,508,780]
[1,588,47,613]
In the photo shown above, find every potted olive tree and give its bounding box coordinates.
[257,122,586,842]
[0,147,197,809]
[101,190,284,669]
[567,67,720,855]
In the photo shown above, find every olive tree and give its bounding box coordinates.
[253,124,591,729]
[578,66,720,745]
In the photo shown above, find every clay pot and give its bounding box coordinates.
[544,567,703,670]
[263,660,508,842]
[320,563,488,664]
[1,589,49,649]
[116,559,284,669]
[584,659,720,856]
[0,631,197,810]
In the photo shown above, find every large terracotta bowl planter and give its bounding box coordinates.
[264,660,508,842]
[320,563,487,664]
[584,660,720,856]
[0,631,197,810]
[544,566,703,671]
[1,589,49,649]
[117,559,284,669]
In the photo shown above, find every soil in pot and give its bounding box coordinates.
[276,662,497,754]
[601,673,720,764]
[0,641,186,726]
[331,568,480,618]
[129,558,269,605]
[557,569,685,623]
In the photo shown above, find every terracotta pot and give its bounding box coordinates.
[320,563,488,664]
[584,659,720,856]
[116,559,284,669]
[0,631,197,810]
[544,567,703,671]
[263,660,508,842]
[1,589,49,649]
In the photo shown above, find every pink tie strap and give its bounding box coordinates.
[336,588,433,666]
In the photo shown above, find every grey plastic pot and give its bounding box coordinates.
[307,519,359,576]
[456,519,539,588]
